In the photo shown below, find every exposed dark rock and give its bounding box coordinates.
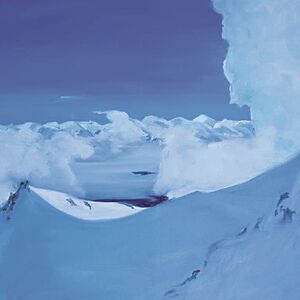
[177,269,201,287]
[66,198,77,206]
[276,192,290,207]
[0,180,30,220]
[83,201,92,210]
[281,207,296,223]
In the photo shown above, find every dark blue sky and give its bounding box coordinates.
[0,0,249,124]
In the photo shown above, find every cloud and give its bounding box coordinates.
[54,95,83,103]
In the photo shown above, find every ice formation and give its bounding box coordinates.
[213,0,300,154]
[155,0,300,197]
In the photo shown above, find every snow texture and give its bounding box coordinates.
[213,0,300,154]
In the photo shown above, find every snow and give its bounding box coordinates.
[0,111,259,201]
[180,175,300,300]
[154,124,285,198]
[0,149,299,299]
[212,0,300,155]
[193,114,216,127]
[0,0,299,298]
[31,187,145,221]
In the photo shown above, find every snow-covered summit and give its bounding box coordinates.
[8,111,254,142]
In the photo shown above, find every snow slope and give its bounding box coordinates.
[183,220,300,300]
[0,151,299,299]
[31,187,145,221]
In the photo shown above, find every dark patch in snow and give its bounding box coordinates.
[83,201,92,210]
[281,207,296,223]
[272,192,296,223]
[276,192,290,207]
[132,171,156,176]
[254,216,264,230]
[120,202,135,209]
[91,195,168,208]
[164,270,201,298]
[237,225,248,237]
[164,289,179,298]
[0,181,30,220]
[177,270,201,287]
[274,192,290,216]
[66,198,77,206]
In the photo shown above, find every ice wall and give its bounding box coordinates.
[155,1,300,197]
[212,0,300,153]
